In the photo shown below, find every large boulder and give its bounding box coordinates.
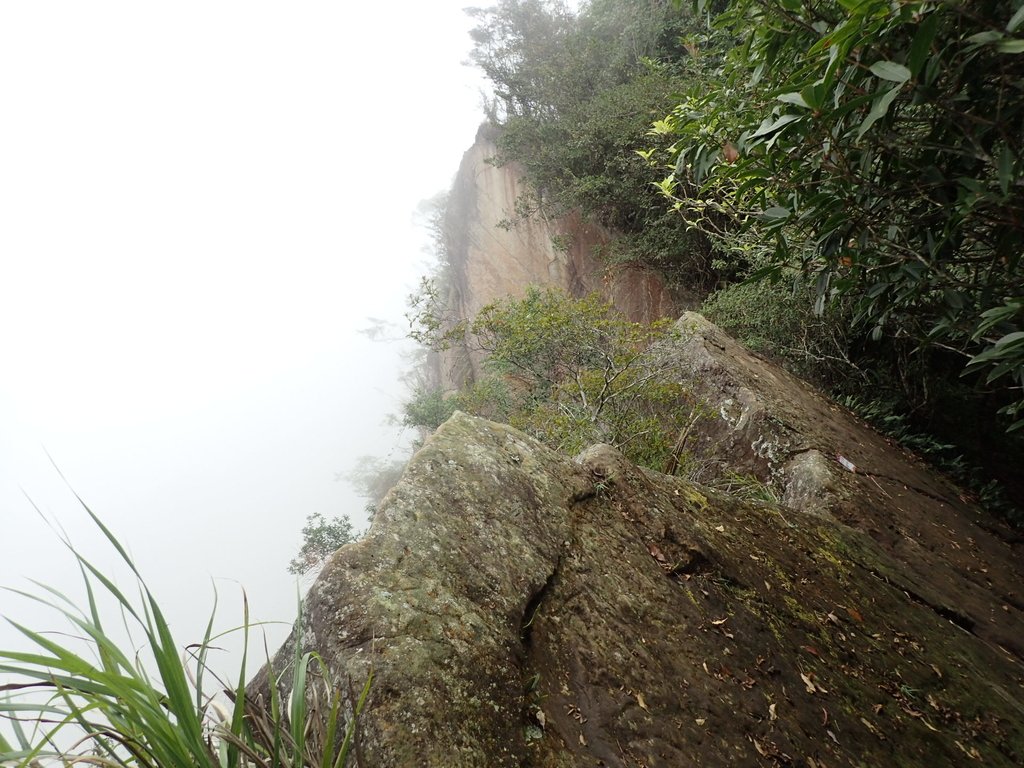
[254,411,1024,766]
[673,312,1024,661]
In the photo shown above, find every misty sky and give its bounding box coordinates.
[0,2,484,662]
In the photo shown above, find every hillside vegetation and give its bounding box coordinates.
[458,0,1024,517]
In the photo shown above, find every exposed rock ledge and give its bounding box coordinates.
[253,315,1023,765]
[255,407,1023,764]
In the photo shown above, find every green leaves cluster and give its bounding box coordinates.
[407,287,704,470]
[288,513,354,576]
[657,0,1024,427]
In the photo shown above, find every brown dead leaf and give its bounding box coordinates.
[801,645,820,657]
[768,703,777,721]
[695,717,706,726]
[860,717,881,737]
[801,673,816,694]
[711,617,729,626]
[722,141,740,164]
[801,672,827,694]
[846,606,864,623]
[646,542,667,563]
[821,707,829,727]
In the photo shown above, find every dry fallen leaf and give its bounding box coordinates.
[768,703,777,721]
[801,673,817,694]
[711,617,729,626]
[647,542,667,563]
[861,717,880,736]
[636,693,650,712]
[715,524,726,532]
[846,606,864,623]
[695,717,706,726]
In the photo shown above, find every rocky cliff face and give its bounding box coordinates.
[255,317,1024,767]
[433,126,686,389]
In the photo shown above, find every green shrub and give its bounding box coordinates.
[425,286,709,471]
[401,388,458,431]
[701,278,857,387]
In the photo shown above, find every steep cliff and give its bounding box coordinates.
[433,126,686,389]
[255,318,1024,767]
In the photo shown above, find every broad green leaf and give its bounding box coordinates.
[967,30,1004,45]
[801,83,826,110]
[749,113,802,139]
[1008,5,1024,32]
[869,60,911,83]
[996,38,1024,53]
[999,146,1015,195]
[908,12,940,76]
[993,331,1024,349]
[762,206,791,219]
[857,85,901,139]
[777,92,810,108]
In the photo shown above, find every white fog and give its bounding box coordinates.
[0,1,483,669]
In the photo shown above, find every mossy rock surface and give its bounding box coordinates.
[253,411,1023,766]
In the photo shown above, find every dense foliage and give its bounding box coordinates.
[658,0,1024,429]
[406,287,707,471]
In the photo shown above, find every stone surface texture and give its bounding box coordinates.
[255,405,1024,766]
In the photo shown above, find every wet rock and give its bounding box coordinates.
[673,312,1024,661]
[254,412,1024,767]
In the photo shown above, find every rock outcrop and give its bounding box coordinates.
[674,313,1024,663]
[257,394,1023,765]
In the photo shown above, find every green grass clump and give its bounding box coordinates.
[0,500,371,768]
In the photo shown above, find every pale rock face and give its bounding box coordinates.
[434,127,685,389]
